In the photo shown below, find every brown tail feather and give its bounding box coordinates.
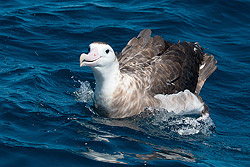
[195,51,217,94]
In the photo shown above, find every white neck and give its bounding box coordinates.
[91,59,121,98]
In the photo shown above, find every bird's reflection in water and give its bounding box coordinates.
[74,109,214,164]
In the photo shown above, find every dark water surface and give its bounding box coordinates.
[1,0,250,166]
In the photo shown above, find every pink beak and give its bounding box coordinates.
[80,47,101,67]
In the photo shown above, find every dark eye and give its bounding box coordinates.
[88,48,90,52]
[105,49,110,54]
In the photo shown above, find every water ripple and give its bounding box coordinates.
[1,0,250,166]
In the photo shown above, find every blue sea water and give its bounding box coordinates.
[0,0,250,166]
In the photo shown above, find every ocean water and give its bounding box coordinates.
[0,0,250,166]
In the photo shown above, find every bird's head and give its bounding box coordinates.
[80,42,116,68]
[79,42,121,101]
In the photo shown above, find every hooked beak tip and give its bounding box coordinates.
[80,62,84,67]
[80,53,87,67]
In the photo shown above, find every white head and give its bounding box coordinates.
[80,42,121,96]
[80,42,116,68]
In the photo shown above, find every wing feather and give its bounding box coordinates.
[117,29,212,96]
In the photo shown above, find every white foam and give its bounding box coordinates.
[141,108,215,136]
[170,114,214,135]
[73,80,94,104]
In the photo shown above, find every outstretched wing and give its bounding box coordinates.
[117,29,171,70]
[149,41,202,95]
[117,29,212,96]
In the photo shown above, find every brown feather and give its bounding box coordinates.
[118,29,216,96]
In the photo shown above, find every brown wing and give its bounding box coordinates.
[117,29,171,80]
[117,29,210,96]
[150,42,203,95]
[117,29,171,69]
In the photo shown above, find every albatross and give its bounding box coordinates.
[79,29,217,118]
